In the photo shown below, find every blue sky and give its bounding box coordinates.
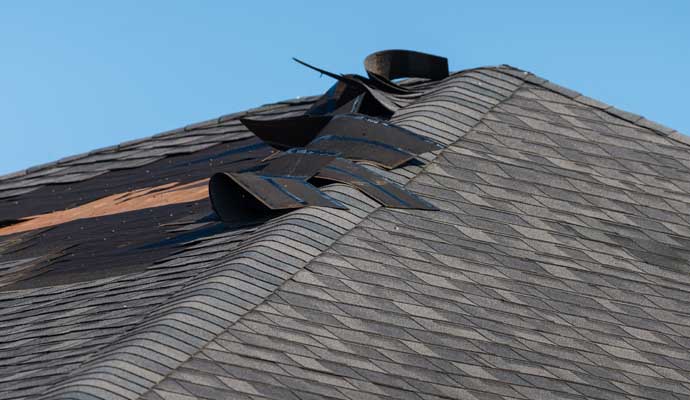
[1,1,688,174]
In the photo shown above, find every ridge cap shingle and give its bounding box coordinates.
[135,65,690,400]
[139,66,527,400]
[34,67,526,400]
[5,59,690,400]
[6,64,683,185]
[495,64,688,145]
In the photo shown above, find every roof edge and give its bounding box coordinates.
[5,63,687,184]
[495,64,689,146]
[39,67,527,400]
[0,96,320,184]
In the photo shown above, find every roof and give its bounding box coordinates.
[2,50,690,400]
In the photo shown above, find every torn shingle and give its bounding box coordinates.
[1,51,690,400]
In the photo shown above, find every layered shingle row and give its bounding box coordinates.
[146,70,690,400]
[0,100,318,399]
[27,63,520,400]
[2,54,690,400]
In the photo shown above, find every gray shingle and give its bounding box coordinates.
[2,59,690,400]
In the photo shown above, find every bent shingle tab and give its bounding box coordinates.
[2,51,690,400]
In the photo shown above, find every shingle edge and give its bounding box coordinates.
[39,68,526,400]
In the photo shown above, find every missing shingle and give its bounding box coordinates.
[0,219,23,229]
[0,179,209,236]
[0,199,228,290]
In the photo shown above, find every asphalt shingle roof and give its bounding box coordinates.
[1,53,690,400]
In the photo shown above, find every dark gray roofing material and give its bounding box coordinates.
[2,63,690,400]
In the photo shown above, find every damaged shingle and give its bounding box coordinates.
[1,51,690,400]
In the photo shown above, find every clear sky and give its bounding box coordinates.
[1,1,688,175]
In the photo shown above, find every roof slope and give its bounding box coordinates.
[2,57,690,400]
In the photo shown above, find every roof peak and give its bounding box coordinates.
[2,62,686,187]
[4,51,690,400]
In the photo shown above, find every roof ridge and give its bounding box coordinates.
[37,67,527,400]
[141,66,530,396]
[139,68,527,399]
[7,56,690,400]
[495,64,690,148]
